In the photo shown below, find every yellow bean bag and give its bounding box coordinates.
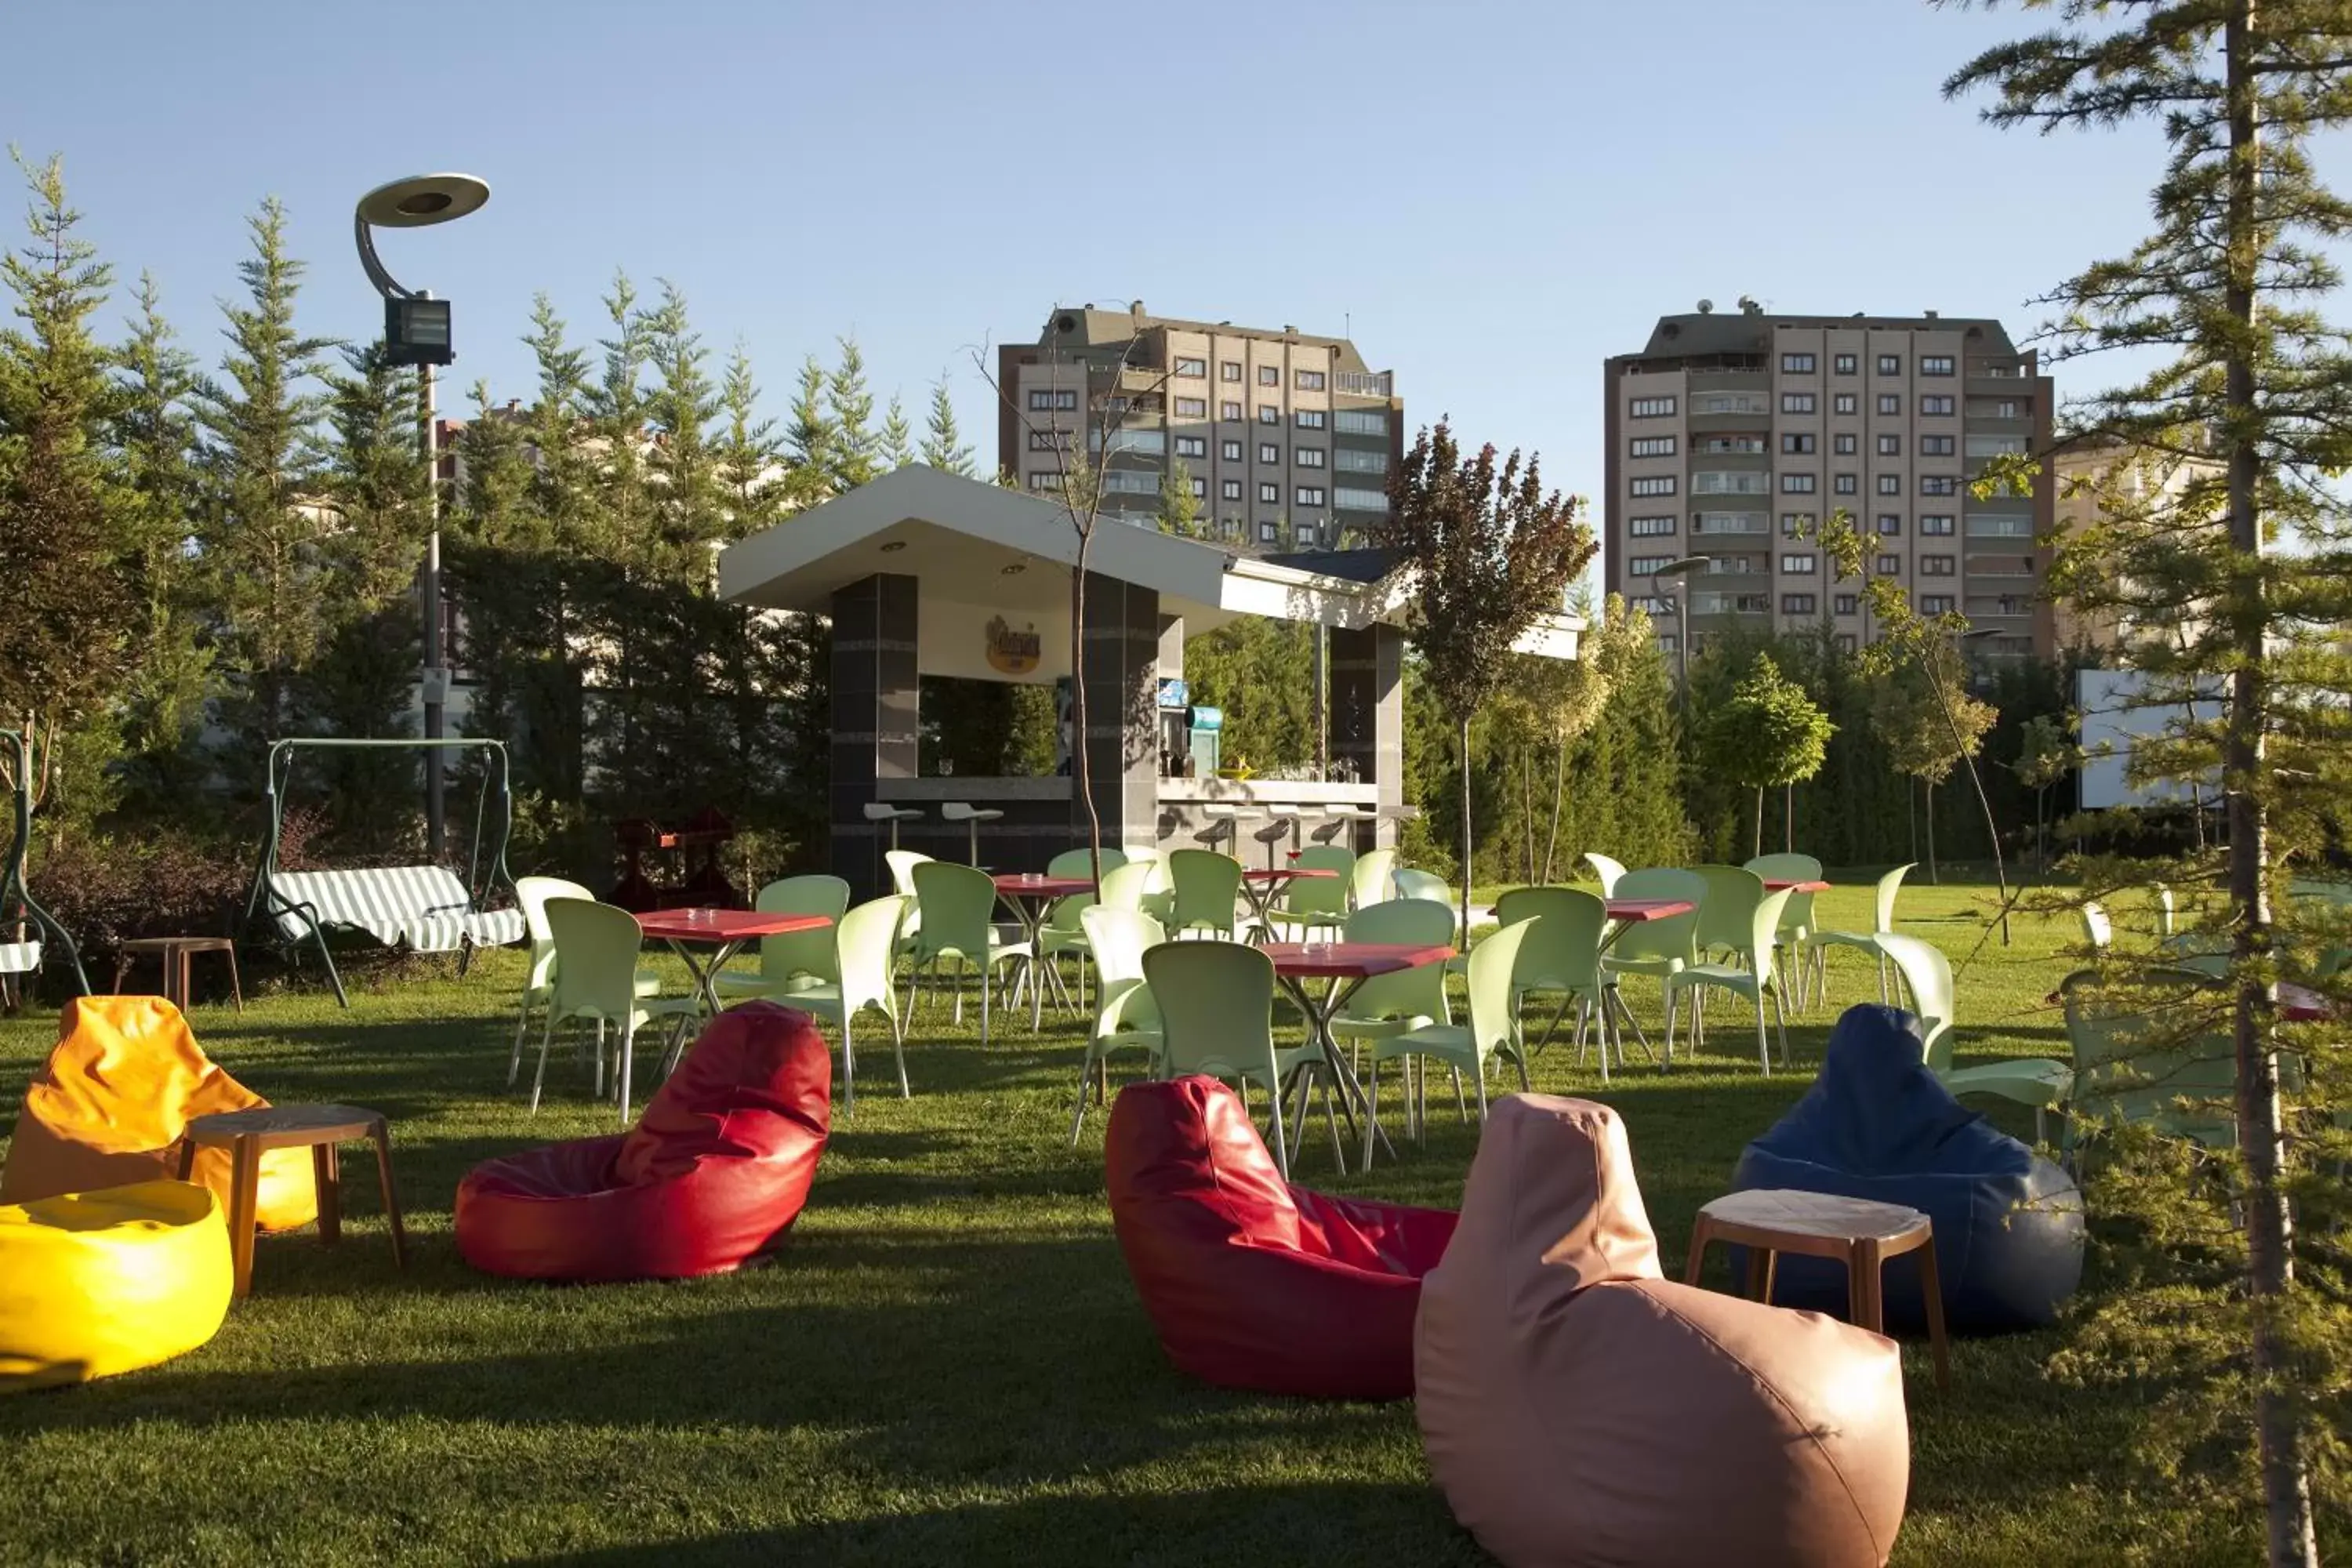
[1,996,317,1232]
[0,1180,232,1391]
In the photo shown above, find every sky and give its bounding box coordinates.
[7,0,2172,575]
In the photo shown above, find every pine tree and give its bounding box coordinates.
[191,196,336,759]
[715,343,782,532]
[1157,457,1201,535]
[920,376,974,476]
[1946,5,2352,1554]
[644,279,724,564]
[780,354,834,512]
[878,392,913,473]
[824,334,877,493]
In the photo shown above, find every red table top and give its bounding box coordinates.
[992,874,1095,898]
[636,909,831,943]
[1245,867,1341,884]
[1605,898,1696,923]
[1765,879,1832,893]
[2279,983,2335,1022]
[1261,941,1454,979]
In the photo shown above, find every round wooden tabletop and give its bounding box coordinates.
[183,1104,386,1147]
[1697,1189,1929,1243]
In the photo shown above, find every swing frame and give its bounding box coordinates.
[0,727,91,1000]
[242,737,519,1007]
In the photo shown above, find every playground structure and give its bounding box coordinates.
[0,728,90,1007]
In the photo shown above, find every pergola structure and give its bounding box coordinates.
[717,466,1584,894]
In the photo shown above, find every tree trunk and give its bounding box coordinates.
[1753,786,1765,859]
[1928,673,2012,945]
[1457,714,1473,953]
[1543,735,1566,886]
[1907,775,1918,863]
[1071,547,1102,885]
[2221,9,2316,1559]
[1521,747,1535,884]
[1925,781,1938,885]
[1784,782,1795,854]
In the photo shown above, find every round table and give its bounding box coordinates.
[993,874,1095,1030]
[177,1103,406,1298]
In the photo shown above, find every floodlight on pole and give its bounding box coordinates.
[354,172,489,860]
[1649,555,1709,723]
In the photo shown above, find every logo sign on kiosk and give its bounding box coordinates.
[985,615,1041,676]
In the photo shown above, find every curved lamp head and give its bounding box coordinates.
[355,172,490,299]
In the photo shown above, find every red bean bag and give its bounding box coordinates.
[456,1002,830,1282]
[1104,1074,1457,1399]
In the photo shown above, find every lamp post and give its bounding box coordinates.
[354,173,490,858]
[1649,556,1709,724]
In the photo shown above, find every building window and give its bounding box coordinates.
[1220,400,1242,421]
[1878,474,1902,495]
[1780,512,1815,537]
[1835,474,1857,495]
[1630,475,1679,497]
[1782,593,1817,615]
[1781,554,1817,574]
[1834,393,1858,415]
[1657,631,1679,653]
[1965,434,2029,458]
[1259,520,1278,542]
[1875,434,1899,457]
[1921,554,1956,576]
[1334,448,1388,474]
[1027,429,1069,450]
[1781,392,1817,414]
[1173,356,1207,378]
[1334,485,1386,510]
[1173,397,1207,419]
[1174,435,1206,458]
[1877,394,1900,416]
[1334,408,1387,435]
[1876,553,1902,575]
[1294,408,1327,430]
[1293,486,1324,508]
[1028,388,1078,412]
[1629,515,1677,537]
[1781,433,1816,455]
[1258,441,1279,464]
[1628,396,1678,419]
[1781,352,1817,373]
[1921,475,1959,495]
[1877,513,1902,535]
[1221,479,1243,501]
[1920,434,1956,456]
[1698,434,1767,454]
[1692,471,1766,495]
[1190,477,1207,499]
[1838,633,1858,652]
[1297,447,1326,468]
[1877,354,1901,376]
[1220,361,1242,383]
[1920,514,1955,535]
[1295,369,1326,391]
[1221,439,1243,461]
[1920,593,1957,614]
[1834,433,1857,455]
[1780,473,1817,494]
[1628,554,1675,576]
[1834,354,1857,375]
[1026,470,1065,491]
[1632,436,1679,458]
[1258,481,1279,504]
[1258,405,1279,425]
[1834,593,1858,615]
[1922,354,1955,376]
[1257,365,1279,386]
[1992,399,2024,419]
[1922,394,1955,416]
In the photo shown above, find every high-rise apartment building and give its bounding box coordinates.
[996,303,1403,550]
[1602,303,2055,659]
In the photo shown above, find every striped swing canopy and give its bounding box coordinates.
[1,728,89,995]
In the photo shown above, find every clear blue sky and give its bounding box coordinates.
[9,0,2165,565]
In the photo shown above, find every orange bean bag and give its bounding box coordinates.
[2,996,317,1232]
[1415,1095,1909,1568]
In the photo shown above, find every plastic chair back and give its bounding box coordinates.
[2081,902,2113,951]
[1335,899,1456,1026]
[1495,887,1609,993]
[1049,847,1125,879]
[1393,867,1451,904]
[1142,940,1278,1082]
[1607,868,1704,967]
[1281,846,1355,918]
[884,850,931,898]
[1871,864,1915,933]
[2060,967,2235,1143]
[911,860,999,961]
[1081,906,1165,1039]
[543,898,648,1020]
[1098,859,1156,913]
[1877,932,1955,1070]
[1692,866,1768,956]
[754,874,852,986]
[1462,920,1537,1059]
[2154,885,2176,939]
[1168,849,1243,936]
[1745,854,1821,938]
[516,876,593,994]
[1348,848,1399,909]
[836,895,911,1019]
[1582,852,1627,895]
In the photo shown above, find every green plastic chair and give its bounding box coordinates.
[1096,858,1157,914]
[1261,845,1356,942]
[886,849,931,946]
[1392,866,1452,906]
[508,876,662,1087]
[1880,932,2072,1144]
[2080,901,2114,952]
[1599,866,1704,1058]
[1036,847,1124,1014]
[1348,848,1399,910]
[1069,907,1166,1145]
[788,895,913,1112]
[909,860,1035,1043]
[1363,919,1535,1162]
[1142,938,1336,1178]
[1167,849,1245,941]
[1328,898,1457,1050]
[1494,887,1614,1073]
[1809,863,1915,1005]
[1582,852,1628,895]
[2061,966,2239,1150]
[534,898,701,1123]
[1744,853,1824,1010]
[1662,881,1795,1074]
[714,874,851,1002]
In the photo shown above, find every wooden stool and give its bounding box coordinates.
[1683,1188,1950,1390]
[115,935,242,1014]
[177,1104,406,1298]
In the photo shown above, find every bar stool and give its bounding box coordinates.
[1309,803,1372,847]
[863,802,924,851]
[1251,804,1302,870]
[939,802,1003,866]
[1192,803,1241,854]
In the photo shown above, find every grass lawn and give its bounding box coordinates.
[0,877,2319,1565]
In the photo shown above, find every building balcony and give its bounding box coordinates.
[1334,370,1394,399]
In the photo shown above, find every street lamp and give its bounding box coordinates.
[355,172,490,858]
[1649,556,1710,723]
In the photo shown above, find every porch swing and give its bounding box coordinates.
[0,728,91,1004]
[243,737,526,1008]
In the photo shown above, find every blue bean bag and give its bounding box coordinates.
[1730,1004,2085,1334]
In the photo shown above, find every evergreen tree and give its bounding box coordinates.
[824,334,877,493]
[715,343,782,532]
[191,196,335,760]
[1157,457,1201,535]
[1948,5,2352,1552]
[780,354,834,512]
[878,392,913,473]
[920,376,974,475]
[581,271,654,568]
[644,279,724,564]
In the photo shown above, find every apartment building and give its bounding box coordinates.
[1602,303,2056,659]
[996,302,1404,550]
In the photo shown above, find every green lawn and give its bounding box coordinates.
[0,879,2312,1565]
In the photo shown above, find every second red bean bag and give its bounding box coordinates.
[456,1002,830,1283]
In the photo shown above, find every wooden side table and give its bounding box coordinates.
[1684,1188,1951,1390]
[177,1104,406,1297]
[115,935,242,1014]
